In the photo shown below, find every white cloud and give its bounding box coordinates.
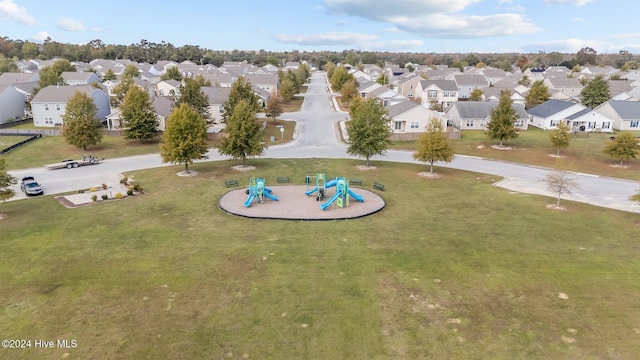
[383,27,400,33]
[542,0,594,5]
[323,0,480,20]
[0,0,36,25]
[31,31,50,41]
[57,17,86,32]
[322,0,539,39]
[522,38,601,53]
[396,13,540,38]
[368,39,424,51]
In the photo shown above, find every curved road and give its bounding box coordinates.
[8,72,640,213]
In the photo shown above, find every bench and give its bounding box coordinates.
[373,182,385,191]
[350,178,362,186]
[277,176,290,184]
[224,179,239,188]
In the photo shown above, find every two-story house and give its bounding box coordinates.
[31,85,110,127]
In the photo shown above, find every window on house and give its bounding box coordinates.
[602,122,610,129]
[466,119,474,127]
[514,120,524,128]
[394,122,402,130]
[44,104,49,110]
[408,92,413,97]
[56,104,61,110]
[410,84,414,89]
[588,122,596,129]
[410,121,419,129]
[428,90,437,99]
[631,121,639,128]
[550,120,558,127]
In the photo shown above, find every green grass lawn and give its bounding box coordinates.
[2,158,639,359]
[0,135,31,149]
[391,127,640,181]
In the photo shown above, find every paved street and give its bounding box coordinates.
[7,71,640,213]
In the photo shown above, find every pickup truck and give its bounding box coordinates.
[20,176,43,196]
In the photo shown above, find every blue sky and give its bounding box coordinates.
[1,0,639,54]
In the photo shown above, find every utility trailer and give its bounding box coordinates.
[46,155,103,169]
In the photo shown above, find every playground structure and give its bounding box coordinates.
[244,177,278,207]
[305,173,364,210]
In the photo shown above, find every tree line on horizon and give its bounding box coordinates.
[1,36,639,73]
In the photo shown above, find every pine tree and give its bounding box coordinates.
[217,99,266,164]
[61,91,103,150]
[160,103,209,173]
[413,117,455,173]
[486,90,519,146]
[346,98,392,166]
[120,86,159,142]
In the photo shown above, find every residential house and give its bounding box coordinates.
[200,87,232,126]
[415,79,458,109]
[445,101,529,131]
[396,74,422,100]
[201,72,233,88]
[0,72,40,85]
[0,85,27,123]
[106,95,174,131]
[542,77,583,100]
[244,73,279,94]
[454,75,489,99]
[594,100,640,131]
[31,85,110,127]
[481,88,525,106]
[386,100,448,140]
[61,71,101,86]
[527,99,612,132]
[156,79,181,97]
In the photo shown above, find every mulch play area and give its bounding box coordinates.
[219,185,385,220]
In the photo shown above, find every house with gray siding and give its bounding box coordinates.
[30,85,110,127]
[0,85,26,123]
[594,100,640,131]
[444,101,528,130]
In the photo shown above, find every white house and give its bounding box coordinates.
[386,100,448,140]
[594,100,640,131]
[416,79,459,109]
[156,80,181,97]
[527,99,612,132]
[444,101,529,130]
[0,85,26,123]
[30,85,110,127]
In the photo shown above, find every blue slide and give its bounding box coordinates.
[347,189,364,202]
[305,186,318,196]
[244,193,255,207]
[263,187,278,201]
[320,190,342,210]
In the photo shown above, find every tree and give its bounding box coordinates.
[525,80,551,109]
[330,65,353,92]
[340,79,358,106]
[376,73,389,86]
[518,75,531,87]
[120,86,159,142]
[413,117,455,173]
[346,98,392,166]
[549,120,571,156]
[217,99,266,164]
[265,94,282,122]
[161,66,182,81]
[160,103,209,173]
[37,59,75,92]
[61,91,103,150]
[575,47,597,66]
[280,77,296,103]
[544,170,579,207]
[175,77,211,123]
[110,76,135,108]
[324,61,337,78]
[103,68,117,81]
[469,88,483,101]
[603,132,639,165]
[629,191,640,207]
[486,90,519,146]
[515,55,528,71]
[0,157,17,202]
[122,64,140,79]
[581,75,610,109]
[221,76,260,124]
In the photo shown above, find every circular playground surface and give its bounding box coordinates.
[218,185,385,220]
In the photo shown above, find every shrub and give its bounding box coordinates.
[91,195,97,202]
[133,184,142,192]
[78,189,85,193]
[127,189,134,196]
[89,187,98,192]
[101,183,108,189]
[120,176,129,185]
[101,194,108,200]
[114,192,125,199]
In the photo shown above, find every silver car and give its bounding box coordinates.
[20,176,43,196]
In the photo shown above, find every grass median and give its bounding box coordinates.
[1,158,639,359]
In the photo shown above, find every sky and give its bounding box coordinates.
[1,0,639,54]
